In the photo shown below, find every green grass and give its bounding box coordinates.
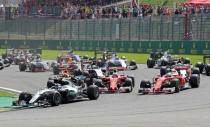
[0,49,6,54]
[139,0,186,7]
[42,50,203,65]
[179,54,203,65]
[0,49,204,64]
[42,50,95,60]
[0,90,16,97]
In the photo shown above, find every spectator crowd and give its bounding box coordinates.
[2,0,210,19]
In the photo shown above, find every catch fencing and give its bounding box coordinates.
[0,15,210,54]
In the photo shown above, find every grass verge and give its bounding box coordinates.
[0,90,16,97]
[42,50,203,65]
[139,0,186,7]
[0,49,204,65]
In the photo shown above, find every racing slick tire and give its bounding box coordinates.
[127,76,135,88]
[189,74,200,88]
[140,80,151,89]
[3,59,10,67]
[129,61,137,70]
[30,64,36,72]
[161,60,169,66]
[192,68,200,76]
[170,79,180,93]
[8,58,13,65]
[47,80,56,88]
[195,62,204,74]
[51,92,62,106]
[123,79,133,93]
[160,67,167,77]
[53,66,60,75]
[2,54,7,59]
[18,92,33,104]
[87,85,100,100]
[139,80,151,94]
[205,64,210,76]
[19,63,27,71]
[0,62,4,70]
[147,58,155,68]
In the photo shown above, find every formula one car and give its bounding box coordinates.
[52,53,80,75]
[84,65,105,78]
[128,60,138,70]
[0,58,11,70]
[195,55,210,76]
[13,78,99,107]
[139,68,200,94]
[94,73,135,93]
[19,60,50,72]
[2,48,42,65]
[160,63,200,77]
[94,50,137,71]
[147,51,190,68]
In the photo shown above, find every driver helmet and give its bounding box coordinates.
[122,56,126,60]
[171,69,178,75]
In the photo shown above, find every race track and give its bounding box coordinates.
[0,65,210,127]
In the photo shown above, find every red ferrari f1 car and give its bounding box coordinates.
[95,74,135,93]
[139,68,200,94]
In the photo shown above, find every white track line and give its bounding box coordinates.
[0,87,22,94]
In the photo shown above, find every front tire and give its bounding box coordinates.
[189,74,200,88]
[18,92,33,104]
[123,79,133,93]
[205,64,210,76]
[51,92,61,106]
[170,79,180,93]
[87,85,100,100]
[147,58,155,68]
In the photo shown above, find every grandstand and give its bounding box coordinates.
[1,0,210,42]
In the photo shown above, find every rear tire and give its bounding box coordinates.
[140,80,151,88]
[192,68,200,76]
[147,58,155,68]
[19,63,27,71]
[195,62,204,73]
[53,66,60,75]
[160,67,167,76]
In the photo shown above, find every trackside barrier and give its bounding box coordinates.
[0,40,209,55]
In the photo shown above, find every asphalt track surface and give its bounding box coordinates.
[0,65,210,127]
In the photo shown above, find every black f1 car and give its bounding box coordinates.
[147,51,190,68]
[0,58,11,70]
[195,55,210,76]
